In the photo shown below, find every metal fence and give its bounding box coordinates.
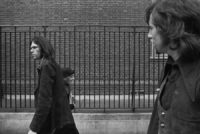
[0,26,167,112]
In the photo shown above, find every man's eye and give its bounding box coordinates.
[31,47,38,49]
[148,27,152,31]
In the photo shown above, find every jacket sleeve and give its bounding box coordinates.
[30,63,55,132]
[147,97,159,134]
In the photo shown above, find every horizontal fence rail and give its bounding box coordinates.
[0,26,167,112]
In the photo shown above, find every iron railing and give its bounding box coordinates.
[0,26,167,112]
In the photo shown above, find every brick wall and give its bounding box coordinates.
[0,0,150,26]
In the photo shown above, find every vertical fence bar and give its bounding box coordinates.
[0,26,2,107]
[4,32,7,108]
[73,26,77,112]
[27,29,30,108]
[98,31,101,108]
[152,45,156,103]
[132,27,136,111]
[93,31,96,108]
[28,28,32,108]
[78,28,81,108]
[118,27,121,108]
[14,27,17,111]
[138,32,141,108]
[113,32,116,108]
[123,31,126,108]
[43,26,47,38]
[108,31,111,109]
[64,31,66,67]
[128,31,131,108]
[138,13,143,105]
[83,31,86,108]
[103,26,106,112]
[24,31,27,108]
[19,32,22,108]
[89,26,91,108]
[143,32,146,108]
[9,32,12,108]
[148,34,151,108]
[69,29,71,66]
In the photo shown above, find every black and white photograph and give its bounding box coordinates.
[1,0,200,134]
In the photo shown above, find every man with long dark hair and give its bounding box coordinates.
[29,36,79,134]
[146,0,200,133]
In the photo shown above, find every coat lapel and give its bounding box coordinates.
[160,56,200,102]
[178,59,200,102]
[34,65,41,94]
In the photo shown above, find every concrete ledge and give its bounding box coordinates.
[0,112,151,134]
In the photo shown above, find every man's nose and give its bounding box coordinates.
[147,32,152,39]
[147,32,151,38]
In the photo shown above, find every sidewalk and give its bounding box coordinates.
[0,112,151,134]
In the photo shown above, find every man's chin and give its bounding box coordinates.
[32,57,39,60]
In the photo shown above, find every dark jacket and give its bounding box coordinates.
[147,57,200,134]
[30,59,75,133]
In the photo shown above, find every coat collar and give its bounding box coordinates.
[178,57,200,102]
[164,56,200,102]
[36,57,44,70]
[36,57,46,73]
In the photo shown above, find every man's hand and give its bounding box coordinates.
[28,130,37,134]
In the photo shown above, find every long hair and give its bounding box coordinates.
[145,0,200,61]
[31,36,55,60]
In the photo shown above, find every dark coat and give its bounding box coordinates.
[147,57,200,134]
[30,59,75,133]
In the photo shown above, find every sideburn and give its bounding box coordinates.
[159,31,171,48]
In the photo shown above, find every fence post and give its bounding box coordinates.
[43,26,47,37]
[0,26,2,105]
